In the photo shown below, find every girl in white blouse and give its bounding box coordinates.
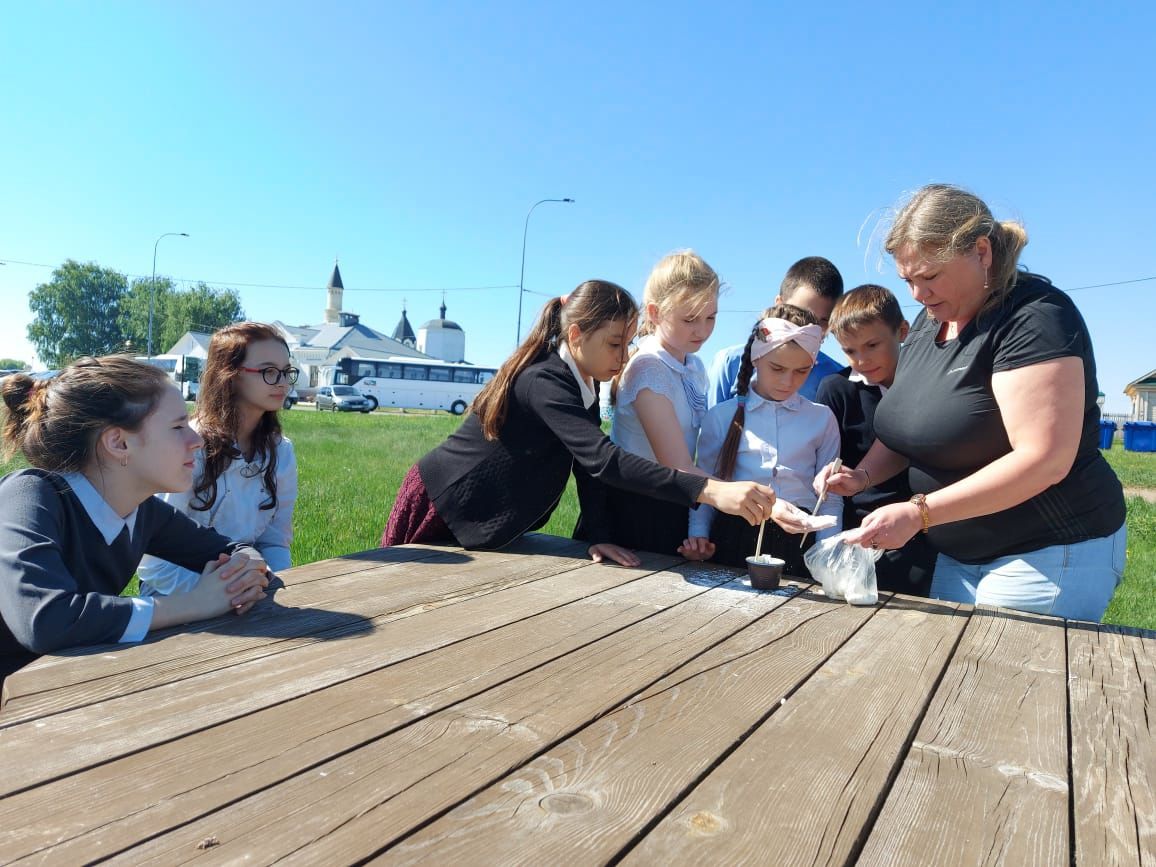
[139,323,298,595]
[579,250,719,556]
[685,305,842,574]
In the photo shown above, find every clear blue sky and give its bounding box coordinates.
[1,2,1152,413]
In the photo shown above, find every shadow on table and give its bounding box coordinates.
[194,582,377,642]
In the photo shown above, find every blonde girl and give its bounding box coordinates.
[584,250,718,555]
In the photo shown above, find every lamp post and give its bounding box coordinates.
[516,198,573,345]
[148,232,189,358]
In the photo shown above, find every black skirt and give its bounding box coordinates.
[576,486,690,557]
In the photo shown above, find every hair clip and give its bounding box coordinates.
[736,394,748,406]
[560,294,570,306]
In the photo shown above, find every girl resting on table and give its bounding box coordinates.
[139,322,298,596]
[0,356,269,687]
[684,304,842,575]
[382,279,778,566]
[582,250,718,556]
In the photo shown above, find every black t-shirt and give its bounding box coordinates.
[816,369,915,526]
[873,274,1124,563]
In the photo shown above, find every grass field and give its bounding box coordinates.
[1,408,1153,628]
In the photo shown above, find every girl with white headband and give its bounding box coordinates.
[684,304,842,573]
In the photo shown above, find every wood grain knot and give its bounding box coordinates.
[687,810,728,836]
[538,792,594,815]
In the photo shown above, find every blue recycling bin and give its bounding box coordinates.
[1098,419,1117,450]
[1123,421,1156,452]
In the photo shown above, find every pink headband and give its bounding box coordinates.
[750,318,823,362]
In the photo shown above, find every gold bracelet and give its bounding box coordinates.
[859,467,872,493]
[909,494,931,533]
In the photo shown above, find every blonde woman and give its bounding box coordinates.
[821,184,1125,621]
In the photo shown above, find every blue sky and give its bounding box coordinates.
[1,2,1153,412]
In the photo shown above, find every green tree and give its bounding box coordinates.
[0,358,30,370]
[120,280,244,355]
[27,260,127,367]
[119,277,177,355]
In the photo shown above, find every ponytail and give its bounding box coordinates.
[1,374,48,462]
[714,329,758,480]
[472,280,637,441]
[472,298,564,440]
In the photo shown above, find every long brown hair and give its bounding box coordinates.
[1,356,170,471]
[193,322,289,512]
[472,280,637,440]
[714,304,816,481]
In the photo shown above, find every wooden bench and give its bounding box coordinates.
[1,534,1152,864]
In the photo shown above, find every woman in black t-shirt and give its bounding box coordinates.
[819,184,1125,622]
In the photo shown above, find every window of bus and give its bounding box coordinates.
[428,367,451,382]
[355,361,376,379]
[381,363,403,379]
[452,369,477,384]
[403,366,427,381]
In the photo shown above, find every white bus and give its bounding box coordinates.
[324,356,498,415]
[137,355,202,400]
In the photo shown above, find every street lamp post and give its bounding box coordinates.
[516,198,573,345]
[148,232,189,358]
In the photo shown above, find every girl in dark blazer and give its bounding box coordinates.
[383,279,778,565]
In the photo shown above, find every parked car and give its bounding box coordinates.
[315,385,372,413]
[283,387,299,410]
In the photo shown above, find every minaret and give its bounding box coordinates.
[324,259,344,324]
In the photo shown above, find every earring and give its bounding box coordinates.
[983,269,989,291]
[120,456,128,468]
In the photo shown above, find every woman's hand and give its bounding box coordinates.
[840,502,922,551]
[149,553,267,629]
[588,543,641,567]
[770,501,815,534]
[678,536,716,561]
[700,479,776,526]
[815,461,867,498]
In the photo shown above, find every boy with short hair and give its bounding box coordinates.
[706,256,844,407]
[816,283,935,595]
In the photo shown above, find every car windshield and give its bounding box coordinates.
[332,386,360,395]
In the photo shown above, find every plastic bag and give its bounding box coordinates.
[803,531,882,606]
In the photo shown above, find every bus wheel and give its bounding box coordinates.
[366,397,378,411]
[450,400,467,416]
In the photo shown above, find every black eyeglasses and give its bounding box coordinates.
[241,365,300,385]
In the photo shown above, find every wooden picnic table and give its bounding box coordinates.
[1,534,1153,865]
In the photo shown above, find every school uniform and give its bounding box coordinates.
[692,388,841,573]
[596,336,707,555]
[384,345,707,551]
[0,468,253,684]
[816,369,936,595]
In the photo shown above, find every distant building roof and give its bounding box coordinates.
[421,300,462,331]
[328,262,344,290]
[393,307,417,345]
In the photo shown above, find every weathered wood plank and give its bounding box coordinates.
[857,606,1070,866]
[383,588,882,864]
[621,596,967,866]
[0,559,727,862]
[0,537,593,723]
[0,549,670,796]
[1068,622,1156,866]
[104,569,797,864]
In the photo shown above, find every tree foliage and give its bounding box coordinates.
[0,358,30,371]
[120,279,245,353]
[27,260,128,367]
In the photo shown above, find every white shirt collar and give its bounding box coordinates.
[557,343,597,410]
[746,384,805,412]
[848,371,888,394]
[63,471,138,544]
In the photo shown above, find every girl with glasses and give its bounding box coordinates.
[139,322,298,595]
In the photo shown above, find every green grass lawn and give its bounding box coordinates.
[2,410,1154,628]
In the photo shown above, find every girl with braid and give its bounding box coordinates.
[683,304,842,574]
